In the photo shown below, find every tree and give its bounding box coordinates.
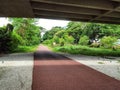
[53,31,74,45]
[42,26,63,41]
[9,18,41,46]
[82,23,101,40]
[43,20,120,48]
[66,21,83,44]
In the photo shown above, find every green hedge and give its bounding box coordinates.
[53,45,120,56]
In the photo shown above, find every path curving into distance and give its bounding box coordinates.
[32,45,120,90]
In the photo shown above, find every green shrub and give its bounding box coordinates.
[112,45,120,50]
[53,36,60,44]
[90,42,100,48]
[79,36,89,45]
[100,36,117,49]
[42,39,53,46]
[59,38,65,46]
[12,45,38,53]
[53,45,120,57]
[53,34,74,46]
[9,32,23,51]
[63,34,74,45]
[0,24,15,53]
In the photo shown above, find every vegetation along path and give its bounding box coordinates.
[32,45,120,90]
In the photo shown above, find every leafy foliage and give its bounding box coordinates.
[0,24,17,53]
[53,45,120,56]
[42,26,63,41]
[79,36,89,45]
[42,39,53,46]
[66,22,83,43]
[0,18,41,53]
[53,32,74,45]
[9,18,41,46]
[43,21,120,56]
[100,36,117,49]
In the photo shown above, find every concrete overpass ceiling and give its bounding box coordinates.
[0,0,120,24]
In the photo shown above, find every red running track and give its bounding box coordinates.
[32,45,120,90]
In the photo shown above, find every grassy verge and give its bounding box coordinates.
[117,60,120,63]
[53,45,120,57]
[12,45,39,53]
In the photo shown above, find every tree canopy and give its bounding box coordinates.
[42,21,120,48]
[0,18,41,53]
[9,18,41,46]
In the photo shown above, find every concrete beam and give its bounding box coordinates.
[0,0,119,24]
[34,9,120,24]
[105,12,120,18]
[32,0,114,10]
[32,2,120,19]
[92,20,120,24]
[31,2,102,15]
[35,14,89,22]
[96,17,120,23]
[0,0,34,17]
[90,2,120,21]
[35,14,120,24]
[33,9,93,19]
[111,0,120,2]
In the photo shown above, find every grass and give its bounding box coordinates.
[53,45,120,57]
[98,62,104,64]
[117,60,120,63]
[12,45,38,53]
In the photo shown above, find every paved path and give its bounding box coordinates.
[32,45,120,90]
[0,53,33,90]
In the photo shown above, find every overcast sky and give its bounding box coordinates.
[0,18,69,30]
[38,19,69,30]
[0,18,10,27]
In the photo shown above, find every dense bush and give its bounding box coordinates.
[42,39,53,46]
[79,36,89,45]
[53,45,120,56]
[53,36,60,44]
[9,31,23,50]
[90,42,100,48]
[12,45,38,53]
[52,33,74,46]
[100,36,117,49]
[59,38,65,46]
[0,24,20,53]
[63,34,74,45]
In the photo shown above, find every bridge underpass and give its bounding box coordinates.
[0,1,120,90]
[0,0,120,24]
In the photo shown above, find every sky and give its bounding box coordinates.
[0,18,10,27]
[38,19,69,30]
[0,18,69,30]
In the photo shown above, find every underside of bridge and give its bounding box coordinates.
[0,0,120,24]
